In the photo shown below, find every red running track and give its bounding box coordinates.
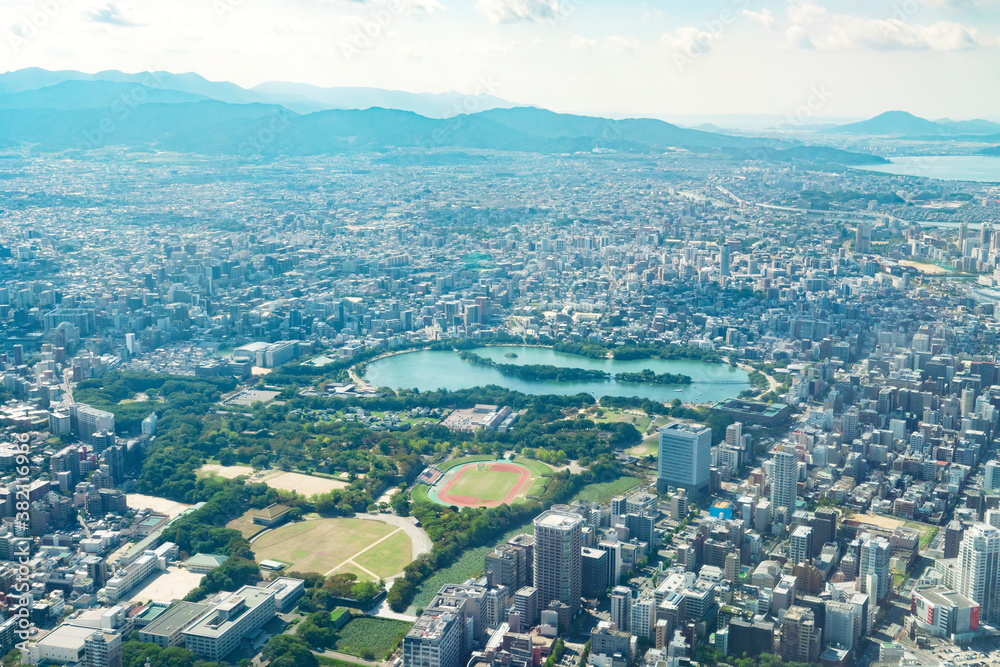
[437,462,533,507]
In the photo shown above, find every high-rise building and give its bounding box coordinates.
[957,523,1000,622]
[770,447,798,523]
[403,611,463,667]
[779,606,822,663]
[610,586,632,632]
[630,596,655,641]
[533,508,583,618]
[581,547,609,598]
[70,403,115,445]
[855,223,871,255]
[824,601,856,650]
[859,535,891,602]
[657,423,712,495]
[790,525,812,564]
[985,461,1000,491]
[513,586,538,627]
[841,409,860,443]
[725,552,740,582]
[85,631,122,667]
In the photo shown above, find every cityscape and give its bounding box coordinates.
[1,2,1000,667]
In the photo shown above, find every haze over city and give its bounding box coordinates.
[2,0,1000,119]
[1,2,1000,667]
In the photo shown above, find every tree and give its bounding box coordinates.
[261,635,318,667]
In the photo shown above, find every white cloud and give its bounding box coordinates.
[742,8,775,28]
[782,0,997,51]
[570,34,597,50]
[662,26,715,56]
[475,0,559,24]
[89,2,140,27]
[325,0,443,14]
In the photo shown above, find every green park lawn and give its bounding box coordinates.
[252,518,400,573]
[447,468,521,501]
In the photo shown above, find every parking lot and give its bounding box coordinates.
[916,634,1000,667]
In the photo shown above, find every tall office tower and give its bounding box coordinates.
[725,422,743,448]
[631,596,656,641]
[957,523,1000,622]
[789,525,813,564]
[720,243,731,277]
[855,223,872,255]
[513,586,538,627]
[944,521,965,559]
[859,535,891,602]
[657,423,712,495]
[533,508,583,618]
[779,606,822,663]
[962,387,977,418]
[610,495,627,523]
[85,631,122,667]
[403,611,462,667]
[770,447,798,523]
[841,409,860,443]
[824,601,857,650]
[610,586,632,632]
[725,552,740,582]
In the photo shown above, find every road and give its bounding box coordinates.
[354,512,432,559]
[313,650,384,667]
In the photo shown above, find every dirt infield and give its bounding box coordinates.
[435,461,533,508]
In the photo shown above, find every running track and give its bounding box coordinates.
[436,462,533,507]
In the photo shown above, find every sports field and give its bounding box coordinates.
[252,518,413,579]
[448,468,523,501]
[425,458,551,508]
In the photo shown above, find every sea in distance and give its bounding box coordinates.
[853,155,1000,182]
[363,345,750,403]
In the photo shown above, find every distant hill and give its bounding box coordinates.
[0,101,886,166]
[833,110,1000,137]
[0,80,210,110]
[0,68,888,165]
[978,146,1000,156]
[0,68,519,118]
[251,81,518,118]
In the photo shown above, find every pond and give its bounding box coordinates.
[364,345,749,403]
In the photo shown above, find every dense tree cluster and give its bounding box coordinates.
[458,350,611,381]
[123,641,224,667]
[261,635,319,667]
[613,370,692,385]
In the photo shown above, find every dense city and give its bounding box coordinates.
[1,136,999,667]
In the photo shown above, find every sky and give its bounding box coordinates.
[1,0,998,120]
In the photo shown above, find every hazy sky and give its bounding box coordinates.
[2,0,998,119]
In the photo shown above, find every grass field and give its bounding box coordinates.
[447,468,522,501]
[571,476,644,504]
[412,484,430,504]
[353,530,412,577]
[437,454,497,471]
[905,520,940,549]
[253,518,408,576]
[514,458,553,476]
[334,617,413,661]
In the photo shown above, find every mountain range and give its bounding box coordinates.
[0,68,517,118]
[830,110,1000,139]
[0,67,893,164]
